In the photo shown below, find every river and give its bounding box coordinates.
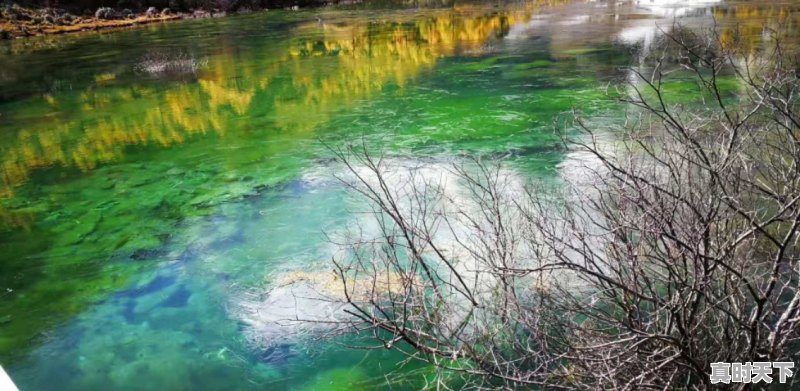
[0,0,793,389]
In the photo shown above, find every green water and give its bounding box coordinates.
[0,1,791,390]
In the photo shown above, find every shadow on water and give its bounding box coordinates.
[117,275,177,300]
[160,285,192,308]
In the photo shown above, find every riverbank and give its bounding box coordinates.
[0,2,322,39]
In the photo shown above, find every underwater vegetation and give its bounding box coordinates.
[0,3,616,366]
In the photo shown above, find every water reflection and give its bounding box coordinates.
[4,0,791,206]
[0,6,540,205]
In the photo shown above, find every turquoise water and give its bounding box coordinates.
[0,1,791,389]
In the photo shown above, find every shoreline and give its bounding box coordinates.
[0,4,309,40]
[1,14,183,40]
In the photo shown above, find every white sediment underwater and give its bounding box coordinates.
[231,156,538,348]
[232,135,621,349]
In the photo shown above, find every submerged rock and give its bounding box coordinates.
[256,343,296,369]
[233,269,403,348]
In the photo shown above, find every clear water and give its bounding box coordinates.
[0,1,794,389]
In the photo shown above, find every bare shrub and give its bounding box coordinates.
[326,25,800,390]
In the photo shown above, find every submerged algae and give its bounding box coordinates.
[0,31,626,364]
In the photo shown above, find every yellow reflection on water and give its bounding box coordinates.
[6,0,789,222]
[713,2,800,51]
[0,5,548,207]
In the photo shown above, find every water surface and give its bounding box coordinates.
[0,1,794,389]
